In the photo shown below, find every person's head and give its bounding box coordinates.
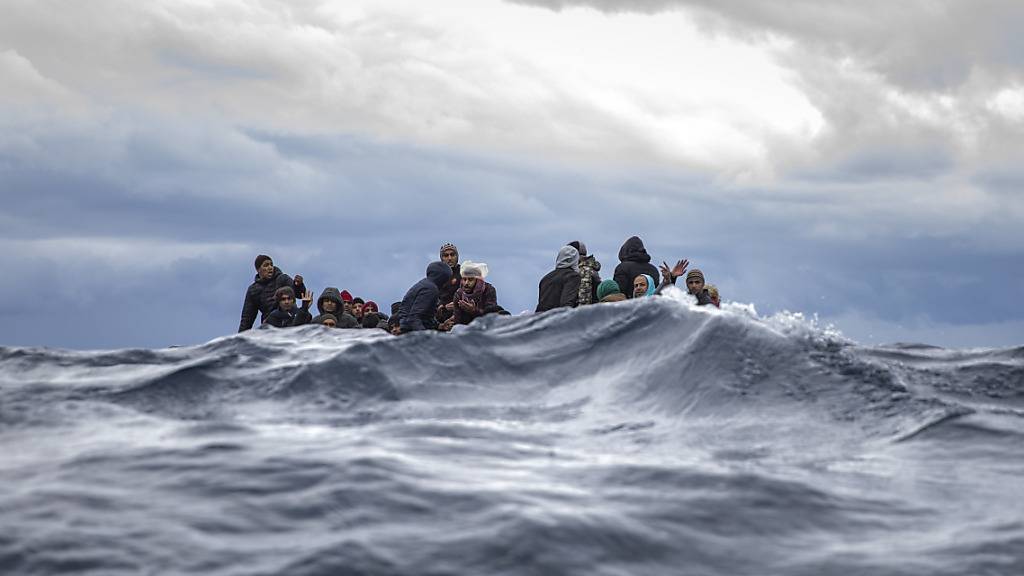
[460,260,488,291]
[440,243,460,267]
[686,269,705,295]
[706,284,720,306]
[317,314,338,328]
[255,254,275,280]
[322,299,337,313]
[596,279,622,302]
[352,297,365,318]
[426,261,454,288]
[362,312,382,329]
[556,246,580,272]
[275,286,296,311]
[568,241,587,257]
[363,301,379,315]
[340,290,353,314]
[633,274,654,298]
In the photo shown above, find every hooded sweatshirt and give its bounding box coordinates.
[536,246,582,313]
[239,267,306,331]
[399,261,453,332]
[317,287,346,317]
[613,236,659,299]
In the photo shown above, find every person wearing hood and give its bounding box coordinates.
[437,243,462,324]
[569,240,602,306]
[239,254,308,331]
[536,246,582,313]
[613,237,659,299]
[264,286,313,328]
[450,261,498,327]
[597,279,627,303]
[632,274,657,298]
[399,261,453,333]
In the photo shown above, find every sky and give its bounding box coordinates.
[0,0,1022,349]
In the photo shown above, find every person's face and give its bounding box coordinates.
[343,302,352,314]
[322,318,337,328]
[352,303,364,317]
[323,300,337,313]
[686,278,705,295]
[278,294,295,311]
[461,277,477,291]
[441,249,458,267]
[258,259,275,280]
[633,276,648,297]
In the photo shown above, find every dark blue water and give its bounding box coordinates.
[2,289,1022,575]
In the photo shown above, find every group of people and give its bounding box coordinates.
[238,237,721,335]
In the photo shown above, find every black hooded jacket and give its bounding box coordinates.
[264,305,312,328]
[317,287,345,317]
[613,237,659,299]
[399,262,453,332]
[238,267,305,331]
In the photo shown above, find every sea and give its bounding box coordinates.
[2,288,1022,575]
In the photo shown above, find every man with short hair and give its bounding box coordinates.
[238,255,307,331]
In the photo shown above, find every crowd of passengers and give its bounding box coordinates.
[239,237,721,335]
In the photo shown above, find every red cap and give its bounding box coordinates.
[340,290,353,302]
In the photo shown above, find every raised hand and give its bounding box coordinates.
[301,290,314,309]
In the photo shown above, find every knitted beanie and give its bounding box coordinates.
[596,279,622,301]
[440,243,459,260]
[686,269,705,283]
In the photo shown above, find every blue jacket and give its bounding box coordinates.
[399,262,453,332]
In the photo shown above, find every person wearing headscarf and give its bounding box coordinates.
[451,260,499,326]
[613,236,659,299]
[536,246,582,313]
[632,274,657,298]
[568,240,602,305]
[597,279,627,303]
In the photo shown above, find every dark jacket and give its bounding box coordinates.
[264,305,312,328]
[453,281,499,325]
[436,263,462,323]
[537,246,582,313]
[399,262,453,332]
[239,267,306,331]
[613,237,659,299]
[317,287,346,317]
[654,275,715,306]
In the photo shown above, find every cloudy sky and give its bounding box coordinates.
[1,0,1021,349]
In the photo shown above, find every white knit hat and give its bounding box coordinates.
[460,260,489,279]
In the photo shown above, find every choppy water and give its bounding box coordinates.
[2,288,1022,575]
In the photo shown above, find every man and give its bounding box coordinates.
[613,236,659,299]
[264,286,313,328]
[449,261,498,327]
[569,240,601,305]
[399,261,453,333]
[597,279,626,303]
[239,254,307,331]
[316,287,359,328]
[684,269,715,306]
[313,314,338,328]
[437,243,462,323]
[536,246,582,313]
[351,297,365,321]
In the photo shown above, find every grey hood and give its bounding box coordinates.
[556,246,580,273]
